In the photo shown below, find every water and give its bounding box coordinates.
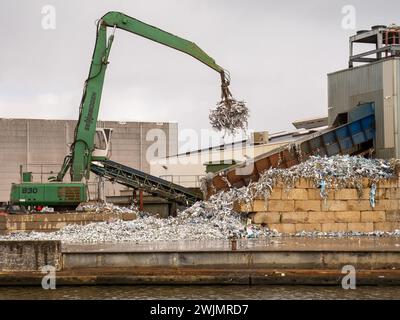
[0,285,399,300]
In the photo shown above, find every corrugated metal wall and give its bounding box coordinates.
[328,57,400,159]
[395,59,400,158]
[0,119,177,202]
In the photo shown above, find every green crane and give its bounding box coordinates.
[10,11,235,209]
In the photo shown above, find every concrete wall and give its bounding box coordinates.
[61,250,400,270]
[0,212,136,234]
[0,118,178,202]
[327,57,400,159]
[236,177,400,233]
[0,240,61,271]
[1,239,399,284]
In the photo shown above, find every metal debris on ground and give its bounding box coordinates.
[76,202,137,214]
[0,201,278,243]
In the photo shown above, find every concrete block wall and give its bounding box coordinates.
[236,177,400,233]
[0,212,136,234]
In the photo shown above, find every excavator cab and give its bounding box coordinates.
[93,128,113,160]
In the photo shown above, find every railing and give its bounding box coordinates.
[349,44,400,66]
[159,175,205,188]
[22,164,61,183]
[21,163,101,200]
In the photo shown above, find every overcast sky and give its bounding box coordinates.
[1,0,399,148]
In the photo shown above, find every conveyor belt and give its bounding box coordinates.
[207,103,376,196]
[91,160,201,206]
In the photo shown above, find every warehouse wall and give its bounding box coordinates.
[327,57,400,159]
[0,118,178,202]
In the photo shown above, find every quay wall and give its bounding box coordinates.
[0,240,61,271]
[0,212,136,234]
[0,239,400,285]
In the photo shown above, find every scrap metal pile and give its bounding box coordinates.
[1,155,399,243]
[209,72,249,135]
[76,202,136,214]
[236,155,399,206]
[0,199,275,243]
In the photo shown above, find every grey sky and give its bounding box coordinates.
[0,0,399,148]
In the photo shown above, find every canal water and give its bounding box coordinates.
[0,285,399,300]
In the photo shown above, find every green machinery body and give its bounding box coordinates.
[10,182,86,207]
[10,11,229,208]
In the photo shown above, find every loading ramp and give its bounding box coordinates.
[91,159,202,206]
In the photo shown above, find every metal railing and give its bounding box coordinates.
[22,163,61,183]
[22,163,101,200]
[159,175,205,188]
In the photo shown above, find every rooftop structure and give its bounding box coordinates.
[349,24,400,67]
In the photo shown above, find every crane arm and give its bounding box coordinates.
[61,11,231,182]
[102,12,225,73]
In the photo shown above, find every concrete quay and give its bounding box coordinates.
[1,238,400,285]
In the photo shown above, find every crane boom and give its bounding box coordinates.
[60,11,229,182]
[104,12,225,73]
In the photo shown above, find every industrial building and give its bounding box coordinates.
[0,118,177,202]
[329,24,400,159]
